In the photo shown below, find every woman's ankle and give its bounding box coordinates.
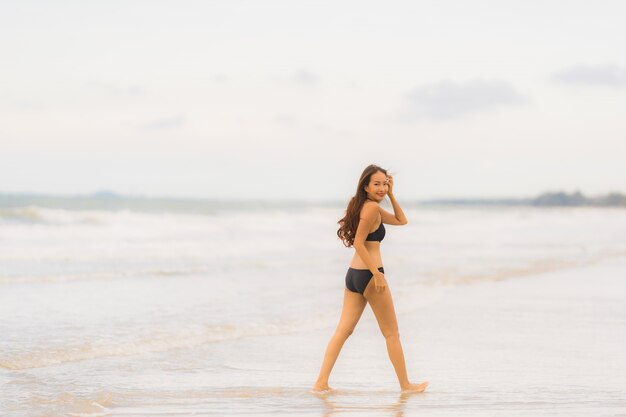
[398,380,411,389]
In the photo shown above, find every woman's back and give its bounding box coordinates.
[350,202,384,269]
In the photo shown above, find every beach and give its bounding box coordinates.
[1,205,625,416]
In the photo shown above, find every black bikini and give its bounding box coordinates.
[365,221,385,242]
[345,221,386,294]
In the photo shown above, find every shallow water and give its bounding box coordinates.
[1,205,625,416]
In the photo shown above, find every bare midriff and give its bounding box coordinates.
[349,240,383,270]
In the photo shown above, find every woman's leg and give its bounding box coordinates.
[363,281,428,392]
[313,288,367,390]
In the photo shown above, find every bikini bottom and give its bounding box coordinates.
[345,266,384,295]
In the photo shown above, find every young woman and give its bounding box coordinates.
[312,164,429,393]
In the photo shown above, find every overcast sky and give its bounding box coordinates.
[1,0,624,201]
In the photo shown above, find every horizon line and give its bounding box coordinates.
[1,189,625,203]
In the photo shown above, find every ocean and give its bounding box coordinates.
[1,200,625,416]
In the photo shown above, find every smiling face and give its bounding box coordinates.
[364,171,389,202]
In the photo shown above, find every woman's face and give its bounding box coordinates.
[365,171,389,202]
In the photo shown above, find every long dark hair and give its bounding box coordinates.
[337,164,388,247]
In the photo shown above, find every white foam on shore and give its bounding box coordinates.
[0,312,340,371]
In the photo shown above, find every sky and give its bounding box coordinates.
[1,0,624,201]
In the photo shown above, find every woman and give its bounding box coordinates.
[312,164,429,393]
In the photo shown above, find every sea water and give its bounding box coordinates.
[1,202,625,416]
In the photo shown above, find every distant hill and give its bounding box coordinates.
[0,190,624,211]
[420,190,626,207]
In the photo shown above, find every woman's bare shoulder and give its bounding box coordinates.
[360,201,379,219]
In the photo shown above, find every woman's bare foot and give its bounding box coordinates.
[311,383,333,392]
[400,381,429,393]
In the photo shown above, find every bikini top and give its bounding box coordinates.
[365,221,385,242]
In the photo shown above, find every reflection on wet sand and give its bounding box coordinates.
[311,388,426,417]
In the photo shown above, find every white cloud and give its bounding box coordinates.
[86,81,147,97]
[291,68,319,85]
[139,115,185,131]
[549,64,626,87]
[274,114,298,127]
[402,78,528,121]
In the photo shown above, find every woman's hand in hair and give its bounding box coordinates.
[386,175,394,196]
